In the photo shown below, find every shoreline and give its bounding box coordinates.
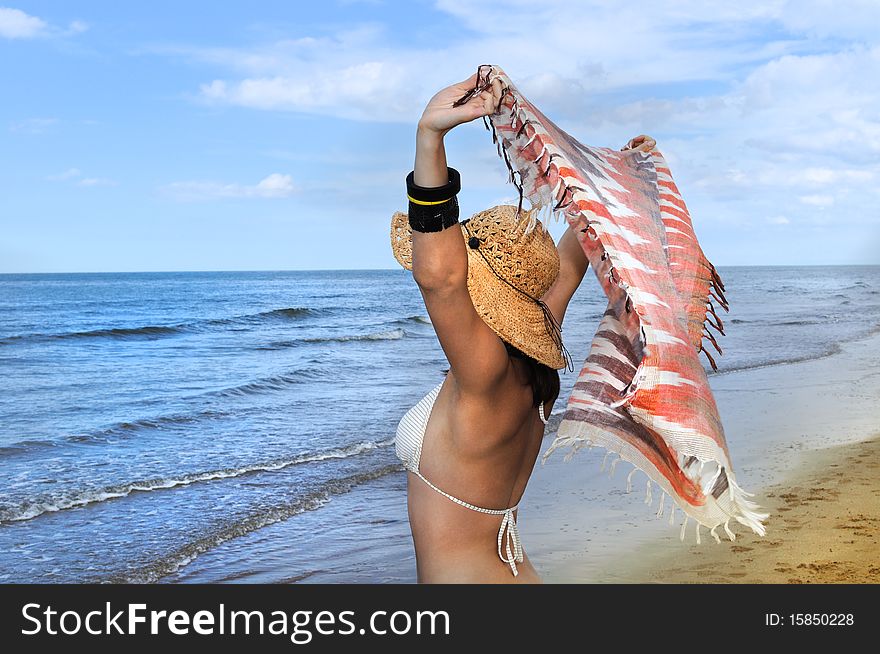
[522,325,880,584]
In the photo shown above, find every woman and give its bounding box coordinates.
[390,72,590,583]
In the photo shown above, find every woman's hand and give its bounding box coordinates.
[413,71,503,187]
[417,72,503,137]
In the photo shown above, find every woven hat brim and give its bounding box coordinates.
[390,211,413,270]
[390,210,565,369]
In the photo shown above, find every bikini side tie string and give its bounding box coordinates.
[497,507,524,577]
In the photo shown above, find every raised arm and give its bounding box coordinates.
[410,74,511,394]
[540,225,590,328]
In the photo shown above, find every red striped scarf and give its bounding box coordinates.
[457,65,769,544]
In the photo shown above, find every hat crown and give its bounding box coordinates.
[465,205,559,299]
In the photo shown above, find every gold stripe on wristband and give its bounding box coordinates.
[407,194,453,206]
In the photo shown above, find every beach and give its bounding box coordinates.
[521,326,880,584]
[1,266,877,583]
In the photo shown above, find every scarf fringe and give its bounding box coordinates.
[543,427,770,544]
[696,261,730,371]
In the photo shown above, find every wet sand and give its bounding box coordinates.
[595,433,880,583]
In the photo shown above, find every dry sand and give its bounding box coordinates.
[587,433,880,584]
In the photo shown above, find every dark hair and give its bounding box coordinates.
[503,340,560,408]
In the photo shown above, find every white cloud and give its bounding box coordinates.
[798,167,874,184]
[0,7,88,39]
[767,215,791,225]
[161,173,297,201]
[0,7,46,38]
[148,0,879,256]
[151,0,880,135]
[196,53,418,122]
[799,194,835,206]
[143,21,378,124]
[252,173,296,196]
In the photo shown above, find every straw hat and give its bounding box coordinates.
[390,204,569,370]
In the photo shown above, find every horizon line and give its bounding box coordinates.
[1,262,878,275]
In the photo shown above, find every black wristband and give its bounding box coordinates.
[408,195,460,233]
[406,167,461,203]
[405,166,461,233]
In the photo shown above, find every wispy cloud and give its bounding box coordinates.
[160,173,297,201]
[141,0,880,244]
[0,7,87,39]
[9,117,58,134]
[47,167,116,187]
[77,177,117,187]
[198,60,415,121]
[799,194,835,207]
[154,1,878,126]
[157,23,423,122]
[47,167,82,181]
[66,20,88,35]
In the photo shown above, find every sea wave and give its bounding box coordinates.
[52,325,183,341]
[95,463,402,584]
[0,306,322,345]
[70,408,232,441]
[204,306,319,326]
[729,316,836,327]
[0,438,395,524]
[709,322,880,376]
[0,409,233,457]
[708,343,843,376]
[301,328,406,344]
[204,367,326,398]
[775,318,836,326]
[263,323,416,350]
[0,366,327,456]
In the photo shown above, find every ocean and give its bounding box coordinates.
[1,265,878,583]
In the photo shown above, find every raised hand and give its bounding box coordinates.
[417,71,503,137]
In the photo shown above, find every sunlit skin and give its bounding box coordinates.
[405,72,590,583]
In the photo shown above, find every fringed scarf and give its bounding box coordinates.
[454,65,769,544]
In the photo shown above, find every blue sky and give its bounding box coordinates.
[1,0,878,273]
